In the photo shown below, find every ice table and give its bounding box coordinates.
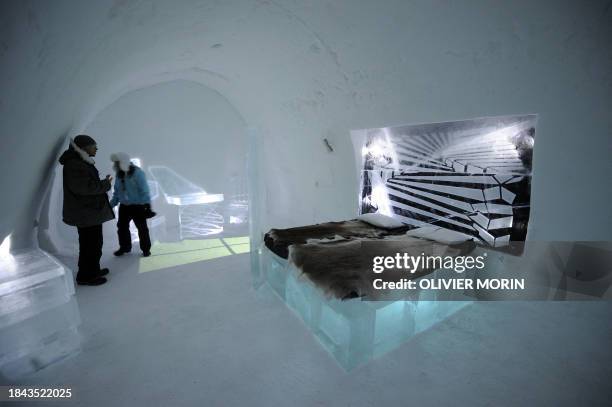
[258,247,472,370]
[149,166,224,238]
[0,249,80,379]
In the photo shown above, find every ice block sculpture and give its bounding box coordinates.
[148,180,160,201]
[148,166,224,238]
[351,115,537,247]
[259,247,471,370]
[0,248,80,379]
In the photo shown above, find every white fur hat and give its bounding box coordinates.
[110,152,131,172]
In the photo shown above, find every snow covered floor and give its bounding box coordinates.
[17,249,612,406]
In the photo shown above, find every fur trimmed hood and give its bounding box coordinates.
[58,138,95,165]
[110,152,131,172]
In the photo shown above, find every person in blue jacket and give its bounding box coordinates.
[109,152,152,257]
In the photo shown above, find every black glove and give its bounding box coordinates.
[143,204,157,219]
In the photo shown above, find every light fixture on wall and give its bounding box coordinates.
[369,173,393,217]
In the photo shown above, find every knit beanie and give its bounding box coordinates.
[74,135,97,149]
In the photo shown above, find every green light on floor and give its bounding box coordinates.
[228,243,250,254]
[139,236,251,273]
[222,236,250,245]
[150,239,226,256]
[222,236,250,254]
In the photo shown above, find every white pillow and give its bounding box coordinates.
[357,212,405,229]
[405,226,473,244]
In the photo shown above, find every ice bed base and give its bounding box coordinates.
[0,249,81,379]
[259,247,471,370]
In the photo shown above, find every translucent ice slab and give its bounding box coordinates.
[148,166,224,237]
[148,180,160,201]
[0,298,80,365]
[227,195,249,225]
[0,250,67,297]
[0,271,74,329]
[259,247,471,370]
[148,166,223,205]
[178,205,224,238]
[165,192,224,206]
[0,324,80,380]
[0,249,80,379]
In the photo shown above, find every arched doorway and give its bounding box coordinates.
[40,79,251,272]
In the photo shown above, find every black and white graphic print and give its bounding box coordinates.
[352,115,537,247]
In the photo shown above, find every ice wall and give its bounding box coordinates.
[1,0,611,250]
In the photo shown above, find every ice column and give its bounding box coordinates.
[247,127,267,288]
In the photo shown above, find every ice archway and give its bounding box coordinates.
[41,77,250,255]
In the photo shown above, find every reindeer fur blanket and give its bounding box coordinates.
[265,220,475,300]
[264,220,411,259]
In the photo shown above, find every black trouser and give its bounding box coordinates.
[117,204,151,253]
[77,224,103,280]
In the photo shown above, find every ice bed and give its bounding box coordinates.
[259,219,477,370]
[249,115,537,369]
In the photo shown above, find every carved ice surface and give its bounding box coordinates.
[259,248,472,370]
[226,169,249,225]
[148,166,224,237]
[178,205,224,238]
[227,195,249,225]
[0,249,80,379]
[148,166,224,205]
[351,115,538,247]
[148,180,160,201]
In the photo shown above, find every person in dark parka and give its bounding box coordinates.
[58,135,115,286]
